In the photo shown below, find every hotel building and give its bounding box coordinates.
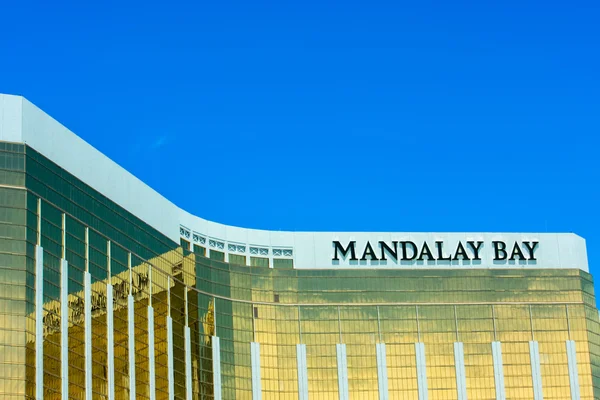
[0,93,598,399]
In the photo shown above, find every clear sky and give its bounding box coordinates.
[1,1,599,275]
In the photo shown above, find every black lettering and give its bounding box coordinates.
[523,241,538,260]
[467,241,483,260]
[493,241,507,260]
[509,241,526,260]
[435,241,452,261]
[417,242,435,261]
[379,241,398,261]
[333,241,357,261]
[361,241,379,261]
[400,241,418,260]
[453,242,470,260]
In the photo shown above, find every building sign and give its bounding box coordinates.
[332,240,539,262]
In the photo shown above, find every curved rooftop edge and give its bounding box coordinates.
[0,94,589,271]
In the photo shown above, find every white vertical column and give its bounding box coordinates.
[268,248,274,269]
[245,248,252,266]
[167,316,175,400]
[566,340,580,400]
[166,275,174,400]
[35,245,44,400]
[126,252,135,400]
[148,305,156,400]
[529,341,543,400]
[454,342,467,400]
[250,342,262,400]
[251,342,262,400]
[212,336,222,400]
[296,344,308,400]
[107,242,115,400]
[84,271,92,400]
[336,343,349,400]
[491,341,505,400]
[61,214,68,400]
[107,283,115,400]
[128,294,136,400]
[415,342,428,400]
[148,263,156,400]
[184,326,192,400]
[84,228,92,400]
[60,259,69,400]
[376,343,388,400]
[184,288,192,400]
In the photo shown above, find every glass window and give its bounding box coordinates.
[180,238,190,250]
[229,254,246,266]
[193,244,206,256]
[273,259,293,269]
[250,257,269,268]
[210,250,225,262]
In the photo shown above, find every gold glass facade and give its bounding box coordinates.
[0,142,598,399]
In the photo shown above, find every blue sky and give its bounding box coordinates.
[1,1,599,275]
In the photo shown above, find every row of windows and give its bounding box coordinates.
[180,239,295,269]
